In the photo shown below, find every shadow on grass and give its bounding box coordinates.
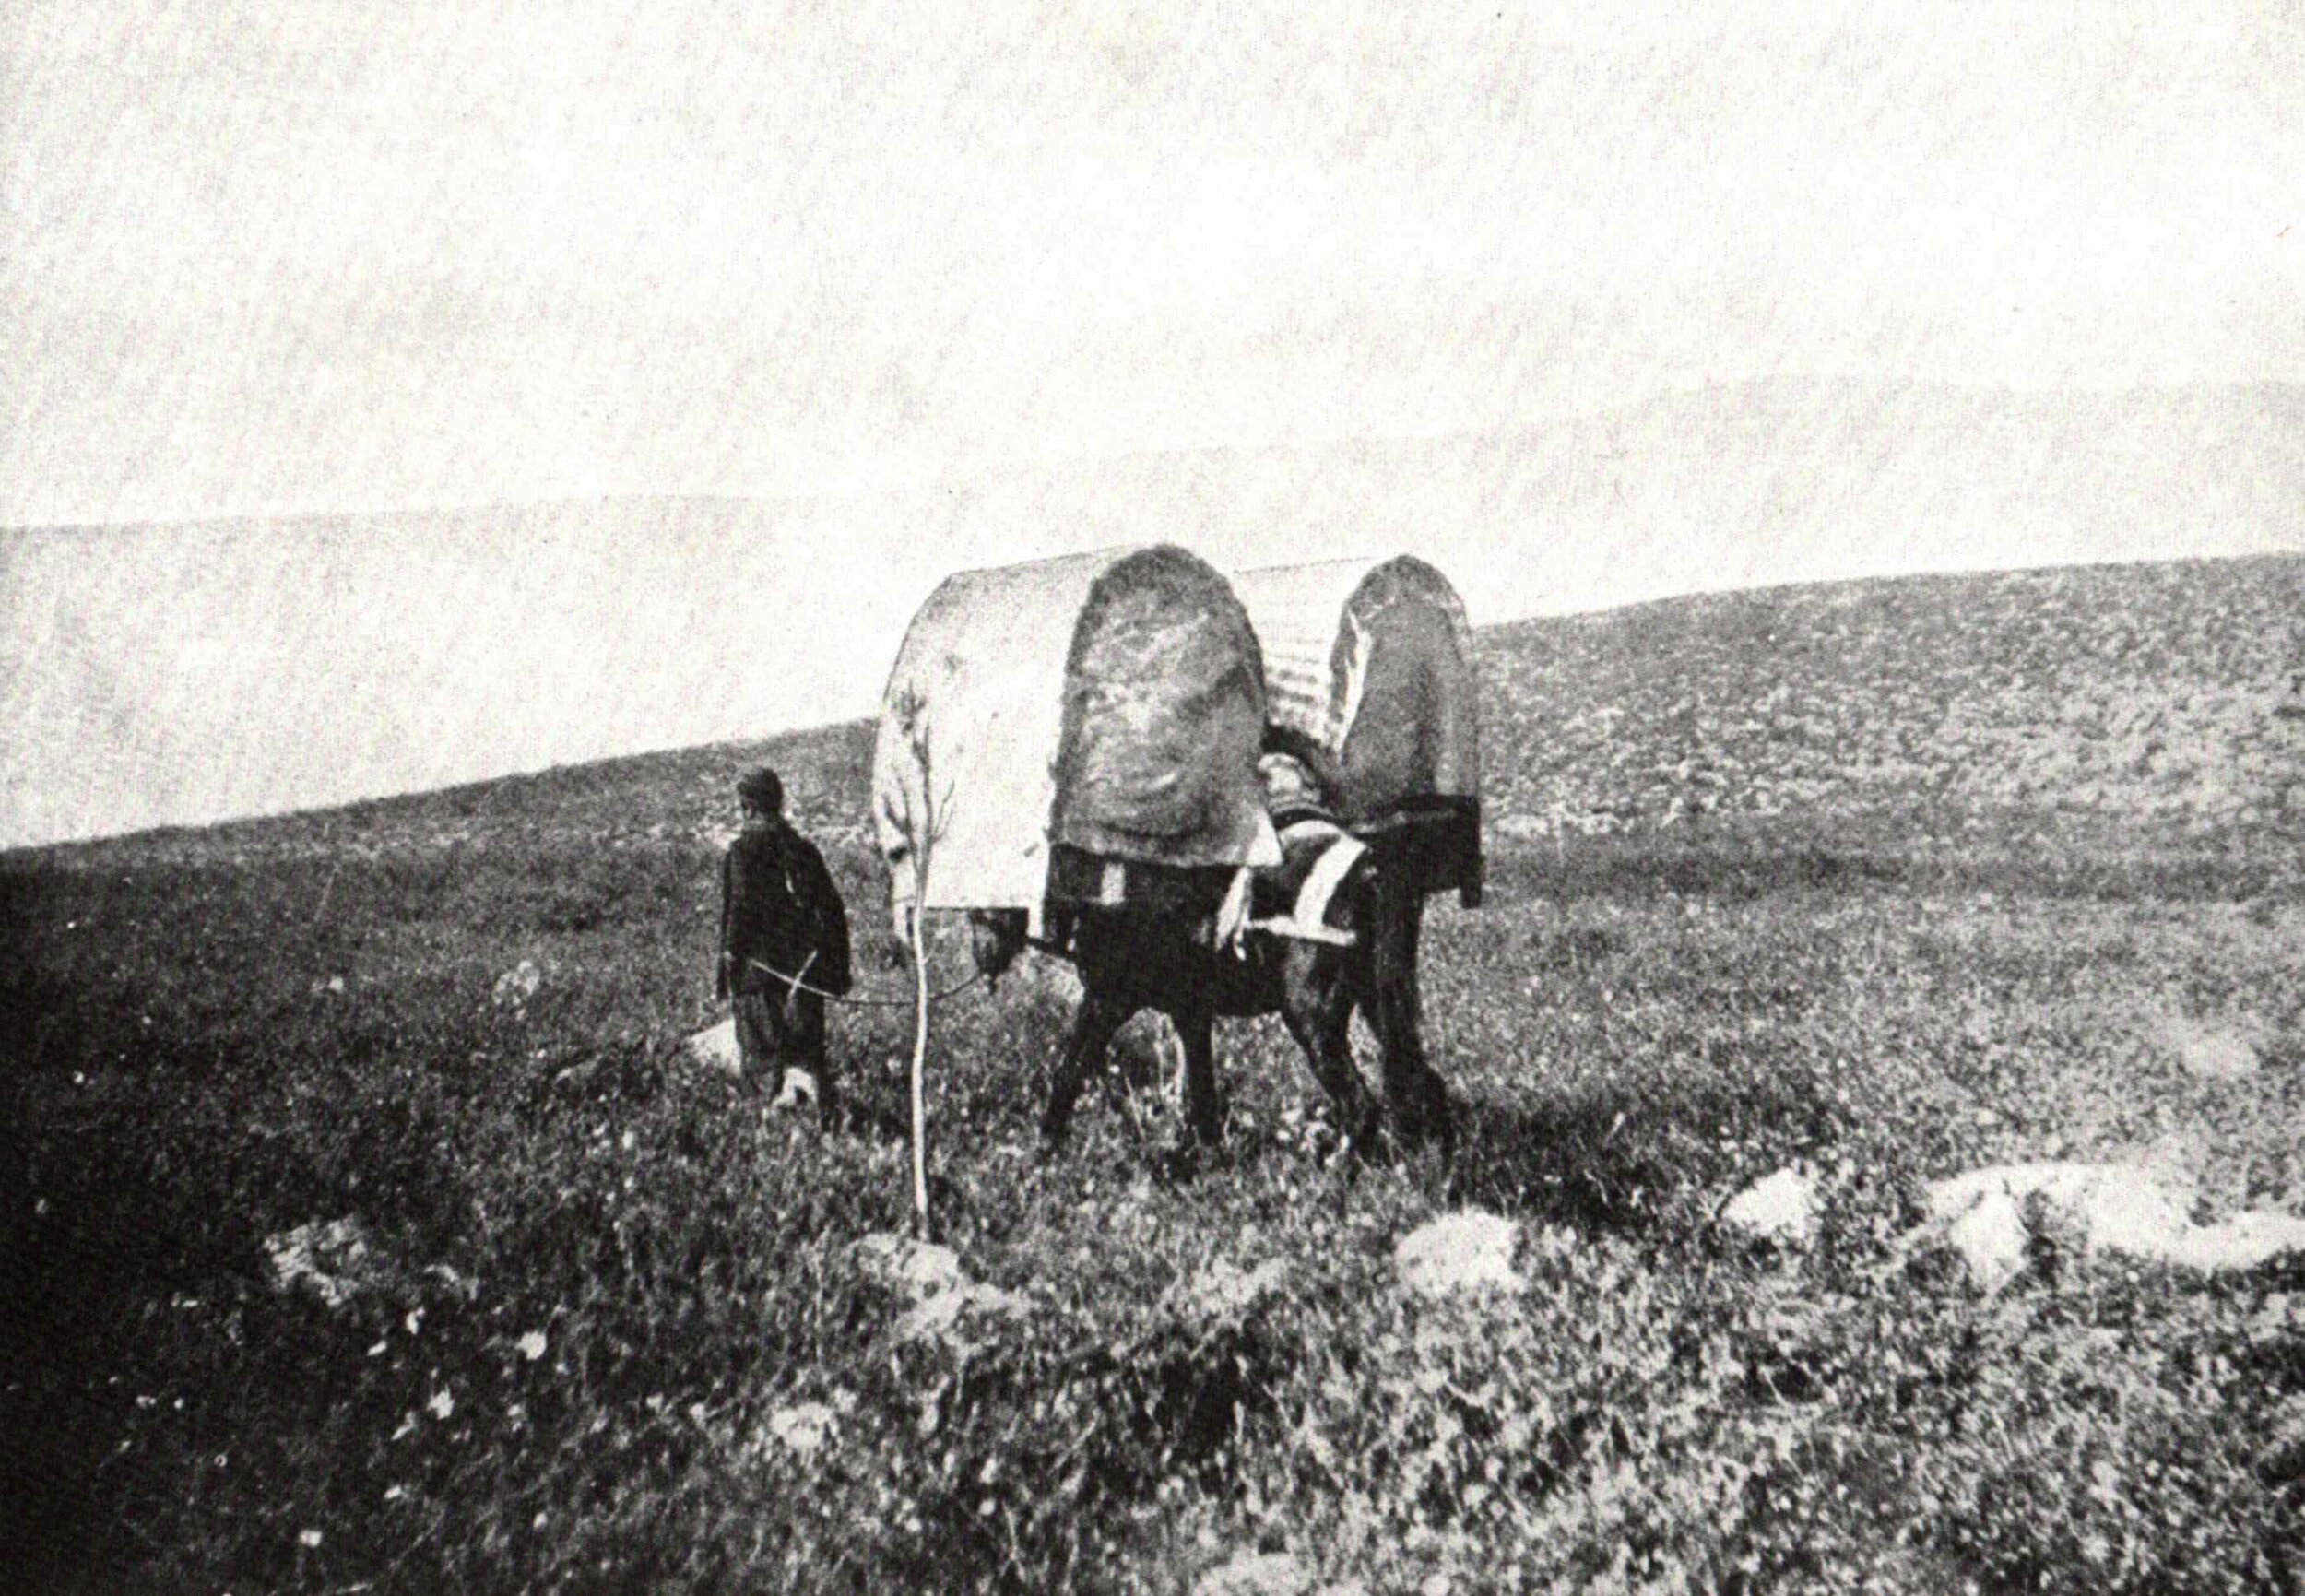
[1445,1057,1841,1235]
[1476,821,2295,911]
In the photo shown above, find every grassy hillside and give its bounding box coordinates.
[1485,551,2305,838]
[4,555,2301,1593]
[13,381,2300,850]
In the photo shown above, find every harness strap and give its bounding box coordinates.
[1233,827,1368,949]
[1292,831,1368,932]
[1246,916,1356,947]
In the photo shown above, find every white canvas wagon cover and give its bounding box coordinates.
[873,546,1280,927]
[1232,555,1483,903]
[1232,555,1480,817]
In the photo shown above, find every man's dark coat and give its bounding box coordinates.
[716,819,854,1001]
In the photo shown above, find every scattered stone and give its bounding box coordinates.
[1196,1550,1311,1596]
[1720,1167,1818,1248]
[1181,1258,1291,1325]
[492,960,542,1009]
[1922,1162,2305,1281]
[857,1233,966,1297]
[1993,1164,2190,1258]
[684,1018,743,1075]
[2172,1211,2305,1273]
[762,1401,841,1460]
[1395,1211,1521,1298]
[857,1233,1028,1349]
[266,1217,381,1309]
[2159,1017,2261,1082]
[1939,1185,2030,1295]
[893,1282,1029,1347]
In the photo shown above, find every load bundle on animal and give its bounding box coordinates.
[1230,556,1483,905]
[872,546,1280,939]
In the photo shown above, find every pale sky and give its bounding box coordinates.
[3,1,2301,845]
[7,0,2299,524]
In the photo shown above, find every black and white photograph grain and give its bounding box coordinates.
[4,3,2302,1591]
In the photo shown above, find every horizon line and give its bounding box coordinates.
[8,544,2300,857]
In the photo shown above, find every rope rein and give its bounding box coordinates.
[743,956,985,1010]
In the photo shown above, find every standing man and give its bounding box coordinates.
[717,766,854,1125]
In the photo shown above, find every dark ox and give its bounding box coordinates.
[967,820,1453,1161]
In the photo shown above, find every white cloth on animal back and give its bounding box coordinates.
[876,552,1106,923]
[873,547,1280,936]
[1230,555,1480,822]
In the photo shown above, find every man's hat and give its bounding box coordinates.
[739,766,784,812]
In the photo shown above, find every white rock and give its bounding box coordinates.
[1395,1211,1521,1298]
[893,1282,1029,1347]
[1183,1258,1291,1324]
[1196,1551,1311,1596]
[265,1217,378,1309]
[1923,1161,2305,1277]
[857,1233,1026,1348]
[683,1018,743,1075]
[1939,1186,2030,1295]
[2171,1023,2260,1082]
[1720,1167,1818,1247]
[2163,1211,2305,1273]
[762,1401,840,1460]
[492,960,543,1008]
[856,1233,966,1297]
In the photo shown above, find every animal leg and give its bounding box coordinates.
[1176,1008,1226,1148]
[1280,996,1382,1156]
[1370,874,1455,1153]
[1044,990,1130,1149]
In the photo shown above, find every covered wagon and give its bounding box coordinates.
[1230,556,1483,905]
[871,546,1281,939]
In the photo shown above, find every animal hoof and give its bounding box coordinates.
[1397,1082,1457,1156]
